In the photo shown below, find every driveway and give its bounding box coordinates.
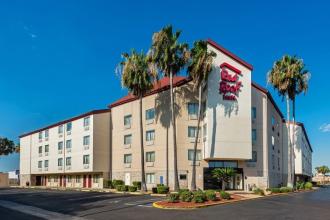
[0,187,329,219]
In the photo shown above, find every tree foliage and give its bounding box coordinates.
[0,137,17,156]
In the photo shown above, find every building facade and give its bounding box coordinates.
[19,39,312,190]
[20,110,111,188]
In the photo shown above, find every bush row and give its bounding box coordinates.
[103,179,142,191]
[167,190,231,203]
[296,181,313,190]
[266,187,293,194]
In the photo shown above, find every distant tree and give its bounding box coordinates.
[188,40,216,191]
[0,137,17,156]
[212,168,236,191]
[315,166,330,184]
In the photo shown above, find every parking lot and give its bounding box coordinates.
[0,187,330,219]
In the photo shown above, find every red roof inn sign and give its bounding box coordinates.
[219,62,242,101]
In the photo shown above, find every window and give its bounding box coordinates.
[271,136,275,150]
[188,149,202,161]
[271,116,275,126]
[38,131,43,140]
[252,129,257,141]
[45,130,49,139]
[93,174,99,183]
[146,108,155,121]
[146,151,155,162]
[278,157,280,170]
[66,140,72,149]
[124,134,132,145]
[76,175,81,183]
[249,151,257,162]
[208,161,238,168]
[146,130,155,141]
[58,142,63,151]
[58,158,63,166]
[83,155,90,165]
[67,176,72,183]
[83,136,90,146]
[188,126,200,138]
[252,107,257,119]
[45,145,49,153]
[124,154,132,164]
[271,154,275,170]
[124,115,132,127]
[38,161,42,168]
[58,125,63,134]
[83,117,90,127]
[146,173,155,184]
[38,146,42,154]
[66,157,71,166]
[179,174,187,180]
[188,103,198,117]
[66,122,72,132]
[54,176,58,182]
[44,160,49,168]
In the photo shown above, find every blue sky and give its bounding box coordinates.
[0,0,329,172]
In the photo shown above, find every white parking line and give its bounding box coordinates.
[0,200,85,220]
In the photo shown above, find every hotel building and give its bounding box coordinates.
[19,39,312,190]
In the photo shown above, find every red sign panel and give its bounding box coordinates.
[219,62,242,101]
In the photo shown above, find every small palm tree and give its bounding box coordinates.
[151,25,190,191]
[212,168,236,191]
[268,55,309,187]
[188,40,216,191]
[119,50,157,192]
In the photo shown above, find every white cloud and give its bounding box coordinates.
[319,123,330,132]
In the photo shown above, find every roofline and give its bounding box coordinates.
[19,109,111,138]
[287,121,313,153]
[108,77,192,108]
[251,82,285,119]
[207,39,253,71]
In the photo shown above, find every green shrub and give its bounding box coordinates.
[220,191,231,200]
[128,186,137,192]
[103,179,113,188]
[116,185,128,192]
[253,188,265,196]
[193,190,206,203]
[296,181,305,190]
[269,188,281,193]
[112,179,124,187]
[151,187,158,194]
[205,190,217,201]
[157,185,170,194]
[280,187,293,193]
[305,182,313,190]
[180,191,193,202]
[157,184,164,187]
[168,193,180,203]
[115,184,123,191]
[178,188,189,195]
[132,181,141,190]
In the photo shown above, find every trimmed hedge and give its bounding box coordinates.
[268,188,281,193]
[168,193,180,203]
[116,185,128,192]
[305,182,313,190]
[253,188,265,196]
[280,187,293,193]
[128,186,137,192]
[205,190,217,201]
[193,190,207,203]
[103,179,113,189]
[157,185,170,194]
[112,179,124,187]
[220,191,231,200]
[132,181,141,190]
[180,191,193,202]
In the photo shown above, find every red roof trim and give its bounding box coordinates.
[207,39,253,71]
[109,77,192,108]
[19,109,111,138]
[252,82,284,119]
[220,62,242,75]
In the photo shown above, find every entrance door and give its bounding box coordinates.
[63,175,66,187]
[125,173,130,186]
[60,176,63,187]
[83,175,87,188]
[36,176,42,186]
[88,175,92,188]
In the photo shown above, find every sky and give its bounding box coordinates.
[0,0,329,172]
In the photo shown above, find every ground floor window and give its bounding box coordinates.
[76,175,81,183]
[67,176,72,183]
[93,175,99,183]
[179,174,187,180]
[54,176,58,182]
[208,160,238,168]
[146,173,155,184]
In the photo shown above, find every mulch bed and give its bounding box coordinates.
[154,194,244,209]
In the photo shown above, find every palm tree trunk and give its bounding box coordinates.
[170,72,180,191]
[191,85,202,191]
[222,180,225,191]
[292,97,296,186]
[166,127,169,186]
[286,94,293,187]
[139,95,147,192]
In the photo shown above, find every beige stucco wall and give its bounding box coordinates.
[0,173,9,187]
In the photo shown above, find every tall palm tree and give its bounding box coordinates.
[187,40,216,191]
[151,25,190,191]
[119,50,157,192]
[268,55,309,187]
[212,167,236,191]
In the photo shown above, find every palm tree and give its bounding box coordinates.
[119,50,157,192]
[151,25,190,191]
[315,166,330,184]
[187,40,216,191]
[268,55,310,187]
[212,168,236,191]
[0,137,17,155]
